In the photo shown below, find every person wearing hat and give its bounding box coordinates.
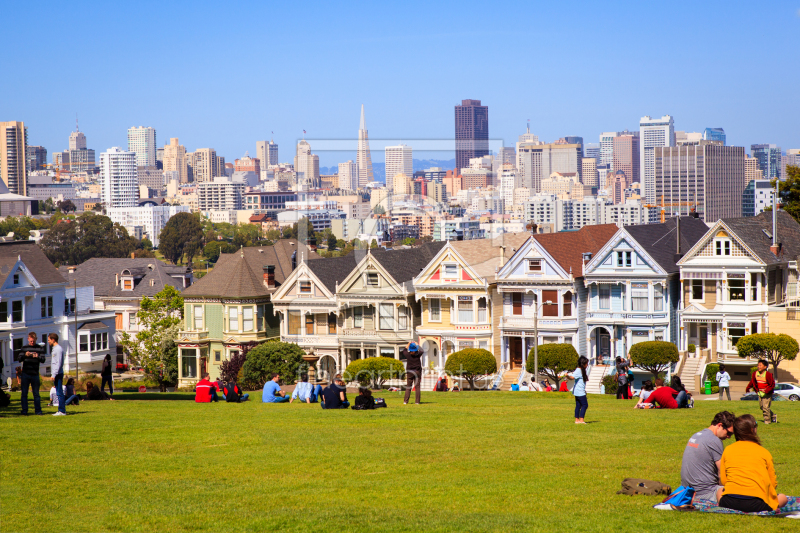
[402,341,424,404]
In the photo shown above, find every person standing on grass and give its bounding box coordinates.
[567,356,590,424]
[680,411,735,503]
[17,332,46,415]
[716,364,731,401]
[746,360,776,424]
[49,333,66,416]
[101,354,114,396]
[262,373,289,403]
[402,342,423,405]
[615,356,631,399]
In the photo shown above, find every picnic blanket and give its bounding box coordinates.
[654,496,800,517]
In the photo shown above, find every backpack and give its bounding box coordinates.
[224,382,240,403]
[616,478,672,496]
[661,486,695,507]
[374,398,387,408]
[0,391,9,408]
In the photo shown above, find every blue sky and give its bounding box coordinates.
[4,0,799,167]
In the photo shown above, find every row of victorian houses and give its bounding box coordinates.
[175,210,800,393]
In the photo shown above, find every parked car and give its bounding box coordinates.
[773,382,800,401]
[739,392,787,402]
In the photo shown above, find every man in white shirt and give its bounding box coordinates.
[49,333,66,416]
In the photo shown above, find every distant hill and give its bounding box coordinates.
[320,159,455,184]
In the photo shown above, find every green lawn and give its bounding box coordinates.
[2,392,798,532]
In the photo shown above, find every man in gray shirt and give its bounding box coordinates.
[680,411,735,502]
[49,333,66,416]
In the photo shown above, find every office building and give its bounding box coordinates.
[455,99,489,172]
[517,142,581,193]
[127,127,157,167]
[783,149,800,180]
[256,140,278,168]
[100,147,138,208]
[392,173,412,196]
[294,140,319,189]
[523,195,650,232]
[26,145,47,174]
[703,128,726,145]
[357,104,373,187]
[742,179,774,217]
[675,131,703,144]
[234,153,260,175]
[751,144,782,180]
[640,115,675,203]
[187,148,220,184]
[613,133,640,187]
[70,131,86,150]
[564,136,584,155]
[338,160,358,191]
[497,147,516,167]
[745,155,763,182]
[654,141,745,221]
[424,167,447,183]
[385,144,413,193]
[138,166,165,191]
[585,143,600,161]
[599,132,618,168]
[581,157,598,187]
[0,121,28,195]
[198,177,245,211]
[163,138,189,183]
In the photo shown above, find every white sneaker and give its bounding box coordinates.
[52,412,66,416]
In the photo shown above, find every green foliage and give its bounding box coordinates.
[159,212,204,265]
[704,363,720,394]
[401,238,416,246]
[57,198,76,213]
[370,239,378,249]
[775,165,800,223]
[140,238,153,251]
[203,241,237,263]
[444,348,497,390]
[327,233,337,251]
[39,213,137,265]
[629,341,679,378]
[373,205,386,215]
[281,217,314,240]
[233,224,261,248]
[526,343,578,388]
[601,374,618,395]
[736,332,800,376]
[343,357,407,389]
[241,341,305,389]
[687,344,696,354]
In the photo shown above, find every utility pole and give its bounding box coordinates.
[73,280,78,379]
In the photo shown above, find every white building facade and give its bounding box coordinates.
[385,145,413,193]
[639,115,675,203]
[127,126,157,167]
[100,147,138,208]
[106,205,191,247]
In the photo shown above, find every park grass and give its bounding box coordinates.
[1,392,798,533]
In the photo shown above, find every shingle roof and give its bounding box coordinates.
[624,216,709,273]
[0,241,66,286]
[450,233,532,281]
[533,225,619,277]
[59,258,188,298]
[307,254,358,293]
[722,210,800,264]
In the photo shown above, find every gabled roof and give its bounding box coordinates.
[307,255,358,293]
[720,211,800,264]
[624,217,709,274]
[448,233,531,281]
[533,225,618,278]
[0,241,65,286]
[60,258,188,298]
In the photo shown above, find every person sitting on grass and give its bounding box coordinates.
[353,387,375,410]
[64,378,80,406]
[434,375,448,392]
[671,376,693,408]
[216,378,226,400]
[85,381,113,401]
[224,381,249,402]
[717,414,788,513]
[321,375,349,409]
[634,381,654,407]
[639,379,677,409]
[195,373,218,403]
[680,411,735,503]
[290,373,323,404]
[262,373,289,403]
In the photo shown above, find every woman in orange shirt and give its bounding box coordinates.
[717,414,788,513]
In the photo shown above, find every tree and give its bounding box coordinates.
[370,239,378,249]
[327,233,337,251]
[39,213,137,265]
[140,238,154,251]
[204,241,223,263]
[343,357,407,389]
[282,217,314,241]
[241,341,305,389]
[373,205,386,215]
[737,333,799,377]
[118,286,184,392]
[445,348,497,390]
[527,343,579,388]
[629,341,680,379]
[775,165,800,223]
[57,199,76,213]
[265,229,281,241]
[402,237,416,246]
[158,212,204,265]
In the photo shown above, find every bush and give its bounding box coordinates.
[220,351,247,383]
[701,363,721,394]
[711,386,719,394]
[630,341,679,379]
[241,341,305,389]
[343,357,407,389]
[601,374,618,395]
[688,344,696,354]
[526,343,578,389]
[444,349,497,390]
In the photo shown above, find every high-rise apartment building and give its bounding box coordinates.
[640,115,675,203]
[581,157,598,187]
[188,149,219,183]
[100,147,138,208]
[517,142,582,193]
[357,105,373,187]
[702,128,726,145]
[745,155,763,182]
[612,133,640,187]
[26,145,47,174]
[338,160,358,191]
[455,99,489,172]
[0,121,28,195]
[654,141,745,221]
[127,127,157,167]
[385,144,413,193]
[751,144,781,181]
[392,173,412,196]
[163,138,189,183]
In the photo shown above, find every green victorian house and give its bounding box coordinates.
[176,240,317,387]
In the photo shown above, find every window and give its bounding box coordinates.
[80,332,108,352]
[229,307,239,331]
[366,273,379,287]
[11,300,22,322]
[632,289,648,311]
[242,307,254,331]
[299,281,311,294]
[527,259,541,272]
[458,296,473,323]
[122,279,133,290]
[305,314,315,334]
[715,239,731,256]
[181,349,197,378]
[380,347,395,358]
[542,290,558,317]
[477,298,487,322]
[354,307,363,328]
[0,301,7,322]
[444,264,458,278]
[398,306,408,329]
[194,305,203,329]
[13,273,19,285]
[429,299,441,322]
[479,340,488,350]
[691,279,703,300]
[751,273,759,301]
[654,285,663,311]
[563,292,572,316]
[616,251,632,267]
[729,328,746,347]
[328,313,337,335]
[599,286,610,309]
[214,350,221,362]
[130,312,139,327]
[379,303,394,330]
[288,311,301,335]
[459,341,474,350]
[728,279,745,301]
[512,293,523,315]
[41,296,53,318]
[79,335,88,352]
[64,298,75,315]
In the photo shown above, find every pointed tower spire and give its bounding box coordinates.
[360,104,367,131]
[357,105,373,188]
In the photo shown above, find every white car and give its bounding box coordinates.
[773,383,800,401]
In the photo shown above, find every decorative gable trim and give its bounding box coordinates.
[412,242,486,288]
[270,262,334,301]
[585,228,666,276]
[337,253,403,296]
[496,236,570,281]
[677,221,765,266]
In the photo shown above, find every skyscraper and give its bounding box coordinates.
[56,128,96,173]
[564,136,584,155]
[745,155,763,181]
[455,99,489,172]
[69,131,86,150]
[256,140,278,170]
[385,144,413,193]
[188,148,219,183]
[357,105,373,188]
[640,115,675,203]
[581,157,598,187]
[517,142,581,193]
[599,132,618,169]
[294,140,319,189]
[100,147,138,208]
[751,144,781,180]
[703,128,726,145]
[612,133,640,187]
[26,145,47,174]
[163,138,189,183]
[127,126,157,167]
[0,121,27,195]
[338,160,358,191]
[584,143,600,161]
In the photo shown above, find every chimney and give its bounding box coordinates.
[770,190,780,256]
[263,265,275,288]
[676,216,681,255]
[499,245,506,267]
[131,251,135,259]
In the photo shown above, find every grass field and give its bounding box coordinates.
[2,391,798,532]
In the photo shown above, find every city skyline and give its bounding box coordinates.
[4,1,798,169]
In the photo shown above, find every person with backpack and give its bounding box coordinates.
[16,332,46,415]
[567,356,590,424]
[100,354,114,396]
[615,357,631,399]
[716,364,731,401]
[353,387,376,410]
[224,381,249,402]
[680,411,735,503]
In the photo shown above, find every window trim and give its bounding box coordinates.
[527,259,542,273]
[378,303,394,331]
[194,305,204,330]
[299,281,312,294]
[598,286,611,310]
[428,298,441,322]
[690,279,704,302]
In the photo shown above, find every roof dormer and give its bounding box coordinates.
[120,269,135,291]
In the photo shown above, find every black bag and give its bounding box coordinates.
[374,398,387,408]
[224,382,241,403]
[0,391,10,408]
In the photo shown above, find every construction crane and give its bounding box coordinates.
[40,162,94,179]
[645,196,698,223]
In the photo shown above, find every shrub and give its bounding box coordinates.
[601,374,618,395]
[444,349,497,390]
[241,341,305,390]
[736,333,799,377]
[711,386,719,394]
[688,344,696,354]
[220,351,247,383]
[343,357,407,389]
[630,341,679,379]
[526,343,578,389]
[701,363,720,394]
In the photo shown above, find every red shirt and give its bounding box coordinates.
[195,378,216,403]
[645,387,678,409]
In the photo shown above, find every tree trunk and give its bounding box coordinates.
[468,377,475,390]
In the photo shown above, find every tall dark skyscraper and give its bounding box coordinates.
[455,99,488,172]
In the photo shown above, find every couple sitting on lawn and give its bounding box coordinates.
[195,374,249,403]
[262,373,349,409]
[679,411,789,513]
[634,377,692,409]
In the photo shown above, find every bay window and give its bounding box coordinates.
[288,311,301,335]
[379,303,394,330]
[429,299,441,322]
[654,285,664,311]
[458,296,473,323]
[242,307,254,331]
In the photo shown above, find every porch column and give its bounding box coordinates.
[339,345,345,372]
[195,348,201,380]
[360,342,364,359]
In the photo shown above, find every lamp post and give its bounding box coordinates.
[532,298,553,389]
